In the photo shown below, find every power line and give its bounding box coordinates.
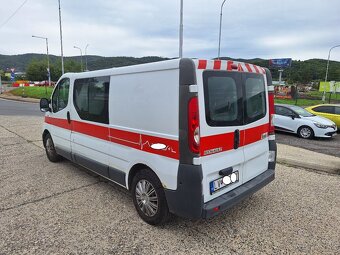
[0,0,29,29]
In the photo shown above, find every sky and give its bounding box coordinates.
[0,0,340,61]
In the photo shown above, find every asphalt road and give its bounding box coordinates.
[276,131,340,158]
[0,114,339,254]
[0,98,43,116]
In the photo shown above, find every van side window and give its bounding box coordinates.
[51,78,70,113]
[73,76,110,124]
[244,75,266,124]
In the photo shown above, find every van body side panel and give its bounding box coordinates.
[109,69,180,190]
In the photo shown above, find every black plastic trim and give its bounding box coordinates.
[55,146,72,161]
[108,167,126,186]
[202,169,275,219]
[164,164,203,219]
[268,140,277,170]
[74,153,109,178]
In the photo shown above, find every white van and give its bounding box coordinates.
[40,58,277,225]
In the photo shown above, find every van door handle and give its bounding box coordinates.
[67,111,71,124]
[234,129,240,149]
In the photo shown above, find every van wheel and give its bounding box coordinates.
[131,169,170,225]
[44,133,61,162]
[298,126,314,139]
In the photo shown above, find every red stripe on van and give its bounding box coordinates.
[253,65,260,73]
[200,124,269,156]
[45,117,179,160]
[237,63,244,72]
[244,63,253,72]
[227,61,234,71]
[45,116,71,130]
[198,60,207,69]
[242,124,268,146]
[200,132,234,156]
[73,120,109,141]
[213,60,221,70]
[109,128,141,150]
[141,134,179,159]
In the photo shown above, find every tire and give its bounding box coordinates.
[131,169,170,225]
[44,133,62,162]
[298,126,314,139]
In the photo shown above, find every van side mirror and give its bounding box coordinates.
[288,113,295,120]
[40,98,51,112]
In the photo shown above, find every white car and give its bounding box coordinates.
[274,104,337,139]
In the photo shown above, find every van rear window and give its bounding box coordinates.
[203,71,266,126]
[203,71,242,126]
[244,75,266,123]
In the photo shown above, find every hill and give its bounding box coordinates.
[1,53,340,83]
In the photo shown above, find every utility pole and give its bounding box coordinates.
[32,35,50,96]
[74,46,83,71]
[218,0,228,59]
[58,0,65,74]
[323,44,340,102]
[85,44,89,71]
[179,0,183,58]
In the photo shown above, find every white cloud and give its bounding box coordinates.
[0,0,339,61]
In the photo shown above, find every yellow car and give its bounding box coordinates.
[305,104,340,128]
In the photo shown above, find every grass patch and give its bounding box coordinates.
[9,86,53,99]
[274,98,324,107]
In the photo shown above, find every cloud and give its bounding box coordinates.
[0,0,339,61]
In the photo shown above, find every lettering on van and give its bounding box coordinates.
[204,147,222,156]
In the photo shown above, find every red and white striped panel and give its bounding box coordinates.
[195,59,266,74]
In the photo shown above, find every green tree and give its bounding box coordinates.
[26,59,49,81]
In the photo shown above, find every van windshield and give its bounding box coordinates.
[203,71,266,126]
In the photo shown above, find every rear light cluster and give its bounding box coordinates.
[188,96,200,154]
[268,90,275,135]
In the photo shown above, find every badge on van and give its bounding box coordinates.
[204,147,222,156]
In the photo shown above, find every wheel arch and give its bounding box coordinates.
[127,163,158,191]
[42,129,51,147]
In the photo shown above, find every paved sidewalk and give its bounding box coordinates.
[277,143,340,174]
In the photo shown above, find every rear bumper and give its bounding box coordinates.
[202,169,275,219]
[165,140,277,220]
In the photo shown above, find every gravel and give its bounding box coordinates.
[1,115,339,254]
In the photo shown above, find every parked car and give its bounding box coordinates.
[305,104,340,128]
[274,104,337,139]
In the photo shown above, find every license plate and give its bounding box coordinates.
[209,171,239,194]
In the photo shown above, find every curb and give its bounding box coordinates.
[0,94,39,103]
[277,158,340,175]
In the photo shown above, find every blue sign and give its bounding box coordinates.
[269,58,292,68]
[10,71,15,81]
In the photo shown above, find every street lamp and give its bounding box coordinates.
[32,35,50,96]
[218,0,228,59]
[85,44,89,71]
[179,0,183,58]
[74,46,83,72]
[58,0,64,74]
[323,44,340,102]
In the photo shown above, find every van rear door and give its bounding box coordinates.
[198,69,269,203]
[199,70,246,202]
[242,73,269,182]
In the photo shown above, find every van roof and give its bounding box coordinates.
[61,58,266,80]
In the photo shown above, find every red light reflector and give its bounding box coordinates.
[213,207,220,212]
